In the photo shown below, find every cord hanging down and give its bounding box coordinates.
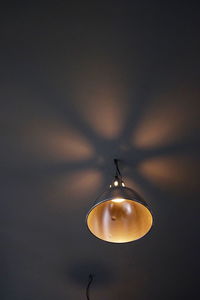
[86,274,94,300]
[114,159,122,179]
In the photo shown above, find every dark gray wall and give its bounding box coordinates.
[1,1,200,299]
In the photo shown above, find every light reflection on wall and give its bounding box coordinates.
[70,62,129,139]
[77,93,127,139]
[133,88,199,148]
[24,119,94,163]
[139,155,199,193]
[53,169,103,206]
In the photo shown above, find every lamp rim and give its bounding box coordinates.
[86,187,154,243]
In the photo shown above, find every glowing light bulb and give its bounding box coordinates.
[112,198,125,203]
[114,181,118,186]
[122,182,125,187]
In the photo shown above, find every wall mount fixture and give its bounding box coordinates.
[86,159,153,243]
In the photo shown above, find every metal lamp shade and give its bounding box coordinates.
[86,186,153,243]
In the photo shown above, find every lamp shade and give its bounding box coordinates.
[86,185,153,243]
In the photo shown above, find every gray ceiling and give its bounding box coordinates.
[1,1,200,299]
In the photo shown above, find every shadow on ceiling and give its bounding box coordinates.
[1,63,200,205]
[66,260,114,287]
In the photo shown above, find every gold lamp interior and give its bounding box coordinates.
[87,198,153,243]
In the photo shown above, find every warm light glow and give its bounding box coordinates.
[72,72,129,139]
[133,88,199,149]
[24,119,94,162]
[59,169,102,201]
[112,198,125,203]
[86,159,153,243]
[139,155,199,193]
[87,198,153,243]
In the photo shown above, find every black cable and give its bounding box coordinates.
[86,274,94,300]
[114,159,122,179]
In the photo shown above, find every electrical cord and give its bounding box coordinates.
[114,159,122,179]
[86,274,94,300]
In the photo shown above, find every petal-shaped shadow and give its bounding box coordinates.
[133,87,199,149]
[1,83,97,167]
[21,118,94,164]
[70,63,130,140]
[139,155,200,195]
[47,169,103,209]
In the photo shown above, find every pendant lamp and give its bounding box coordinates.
[86,159,153,243]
